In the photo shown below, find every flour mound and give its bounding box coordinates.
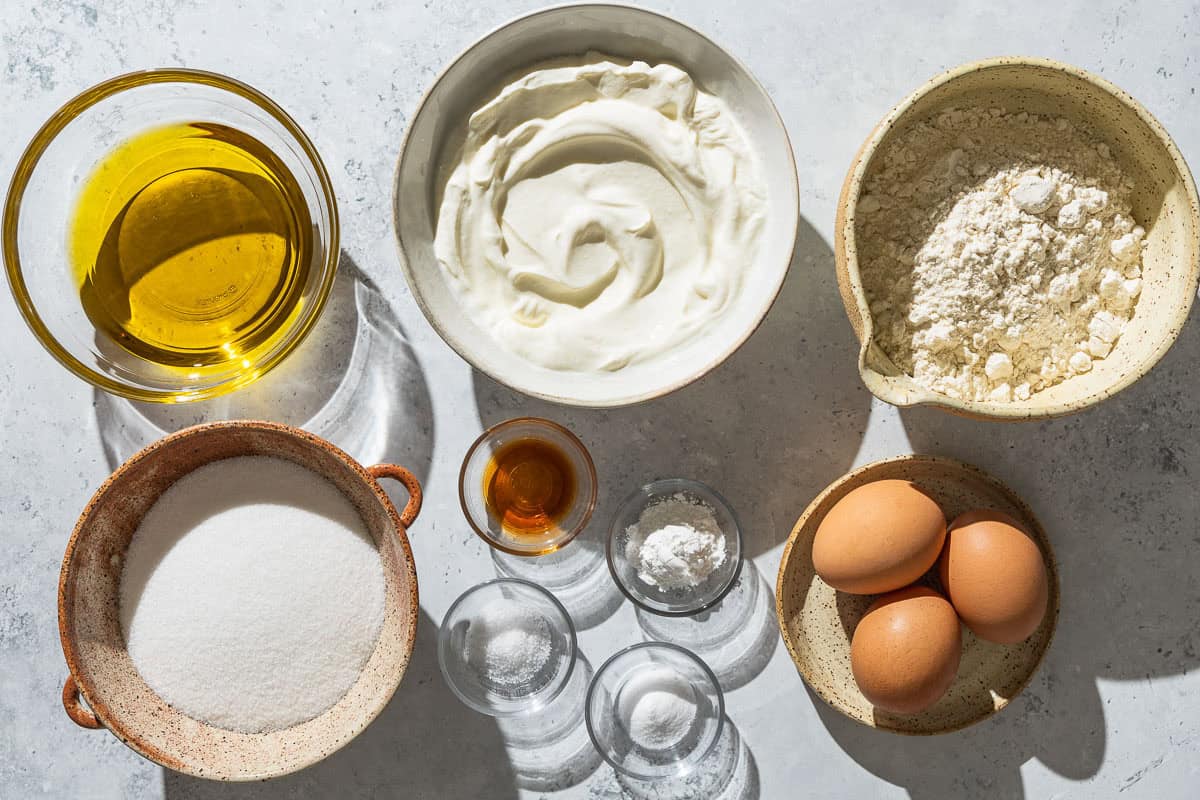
[857,107,1145,402]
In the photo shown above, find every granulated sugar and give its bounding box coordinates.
[464,601,554,693]
[119,456,385,733]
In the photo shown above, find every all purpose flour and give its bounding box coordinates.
[119,456,385,733]
[856,107,1145,402]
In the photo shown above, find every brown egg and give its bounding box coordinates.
[938,509,1049,644]
[812,479,947,594]
[850,585,962,714]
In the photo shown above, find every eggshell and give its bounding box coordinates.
[938,509,1049,644]
[850,585,962,714]
[812,480,947,594]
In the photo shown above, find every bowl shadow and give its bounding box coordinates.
[472,215,872,559]
[491,525,626,630]
[93,252,434,485]
[815,302,1200,796]
[497,653,602,791]
[636,560,778,692]
[584,717,759,800]
[808,641,1106,800]
[161,608,518,799]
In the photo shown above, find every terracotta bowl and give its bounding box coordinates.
[775,455,1059,734]
[58,421,423,780]
[835,56,1200,420]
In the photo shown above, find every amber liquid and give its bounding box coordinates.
[70,122,313,372]
[482,438,577,536]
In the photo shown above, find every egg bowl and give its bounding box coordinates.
[775,455,1059,734]
[393,3,799,407]
[835,56,1200,420]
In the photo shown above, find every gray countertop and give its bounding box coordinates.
[2,1,1198,798]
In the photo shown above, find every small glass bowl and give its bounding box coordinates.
[3,69,339,402]
[585,642,725,781]
[459,417,597,557]
[438,578,577,717]
[607,479,743,616]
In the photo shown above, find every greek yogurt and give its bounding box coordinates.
[434,55,767,372]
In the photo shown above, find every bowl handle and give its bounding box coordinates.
[62,675,102,729]
[367,465,423,528]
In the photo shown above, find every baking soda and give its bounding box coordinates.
[618,666,698,751]
[625,494,727,590]
[119,456,385,733]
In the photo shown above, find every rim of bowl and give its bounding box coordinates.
[57,419,419,780]
[391,1,800,408]
[457,416,599,557]
[437,577,579,718]
[837,55,1200,420]
[584,640,726,780]
[606,478,745,617]
[3,68,341,404]
[772,453,1061,735]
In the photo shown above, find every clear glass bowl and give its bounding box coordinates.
[2,69,339,402]
[607,479,743,616]
[585,642,725,781]
[437,578,577,717]
[459,417,597,556]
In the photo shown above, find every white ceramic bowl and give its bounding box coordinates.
[393,3,799,407]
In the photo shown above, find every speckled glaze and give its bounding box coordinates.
[834,56,1200,420]
[57,421,422,780]
[775,455,1059,735]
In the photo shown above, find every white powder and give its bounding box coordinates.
[857,107,1145,402]
[618,666,697,751]
[119,456,385,733]
[464,601,554,692]
[625,493,726,590]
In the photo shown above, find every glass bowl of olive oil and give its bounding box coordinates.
[459,417,598,557]
[3,69,338,402]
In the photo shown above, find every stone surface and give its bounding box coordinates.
[1,1,1198,798]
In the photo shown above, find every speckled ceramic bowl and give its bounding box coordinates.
[393,3,799,407]
[775,455,1059,735]
[835,57,1200,420]
[58,421,423,780]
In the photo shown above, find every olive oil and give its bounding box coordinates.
[70,122,313,369]
[482,438,577,536]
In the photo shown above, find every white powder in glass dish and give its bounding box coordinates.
[617,666,697,751]
[119,456,385,733]
[856,107,1145,402]
[625,493,726,590]
[463,601,554,693]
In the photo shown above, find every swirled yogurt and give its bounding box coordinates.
[434,55,767,372]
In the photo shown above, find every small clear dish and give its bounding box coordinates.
[459,417,597,557]
[3,69,339,402]
[607,479,743,616]
[437,578,577,717]
[585,642,725,781]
